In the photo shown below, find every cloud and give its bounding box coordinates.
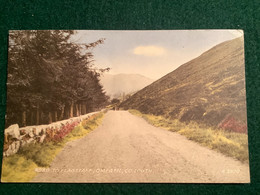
[133,45,167,56]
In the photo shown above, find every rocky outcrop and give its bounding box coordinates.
[3,112,98,157]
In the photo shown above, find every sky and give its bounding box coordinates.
[71,30,243,80]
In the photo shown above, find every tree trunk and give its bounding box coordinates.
[54,111,58,122]
[82,105,86,115]
[36,104,40,125]
[59,105,65,120]
[81,105,84,115]
[40,111,44,124]
[66,105,70,119]
[22,111,26,127]
[76,104,79,116]
[79,104,82,116]
[70,102,74,118]
[48,112,52,124]
[30,111,34,126]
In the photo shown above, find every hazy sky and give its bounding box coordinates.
[71,30,243,80]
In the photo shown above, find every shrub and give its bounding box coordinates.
[53,120,80,142]
[218,115,247,133]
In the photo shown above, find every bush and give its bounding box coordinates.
[18,142,62,167]
[53,120,80,142]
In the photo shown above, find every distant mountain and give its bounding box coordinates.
[100,73,154,99]
[120,37,247,128]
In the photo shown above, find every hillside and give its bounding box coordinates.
[100,73,154,99]
[120,37,247,129]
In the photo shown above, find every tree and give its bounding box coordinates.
[6,30,109,127]
[111,98,120,104]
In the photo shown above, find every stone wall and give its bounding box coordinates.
[3,112,98,157]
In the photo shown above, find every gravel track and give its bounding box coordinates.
[32,111,250,183]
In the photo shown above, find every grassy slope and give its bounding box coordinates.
[121,37,247,127]
[129,109,249,163]
[1,112,104,182]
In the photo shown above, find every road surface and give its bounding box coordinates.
[32,111,250,183]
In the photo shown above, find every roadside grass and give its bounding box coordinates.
[1,155,38,182]
[1,112,104,182]
[128,109,249,163]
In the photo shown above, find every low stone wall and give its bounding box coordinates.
[3,112,98,157]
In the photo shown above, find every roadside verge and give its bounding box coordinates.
[1,112,105,182]
[128,109,249,164]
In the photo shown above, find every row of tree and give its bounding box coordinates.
[6,30,109,127]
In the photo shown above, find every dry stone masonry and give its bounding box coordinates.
[3,112,98,157]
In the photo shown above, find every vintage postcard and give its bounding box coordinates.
[1,30,250,183]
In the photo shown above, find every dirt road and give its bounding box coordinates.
[32,111,250,183]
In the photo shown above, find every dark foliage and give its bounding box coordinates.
[6,30,109,127]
